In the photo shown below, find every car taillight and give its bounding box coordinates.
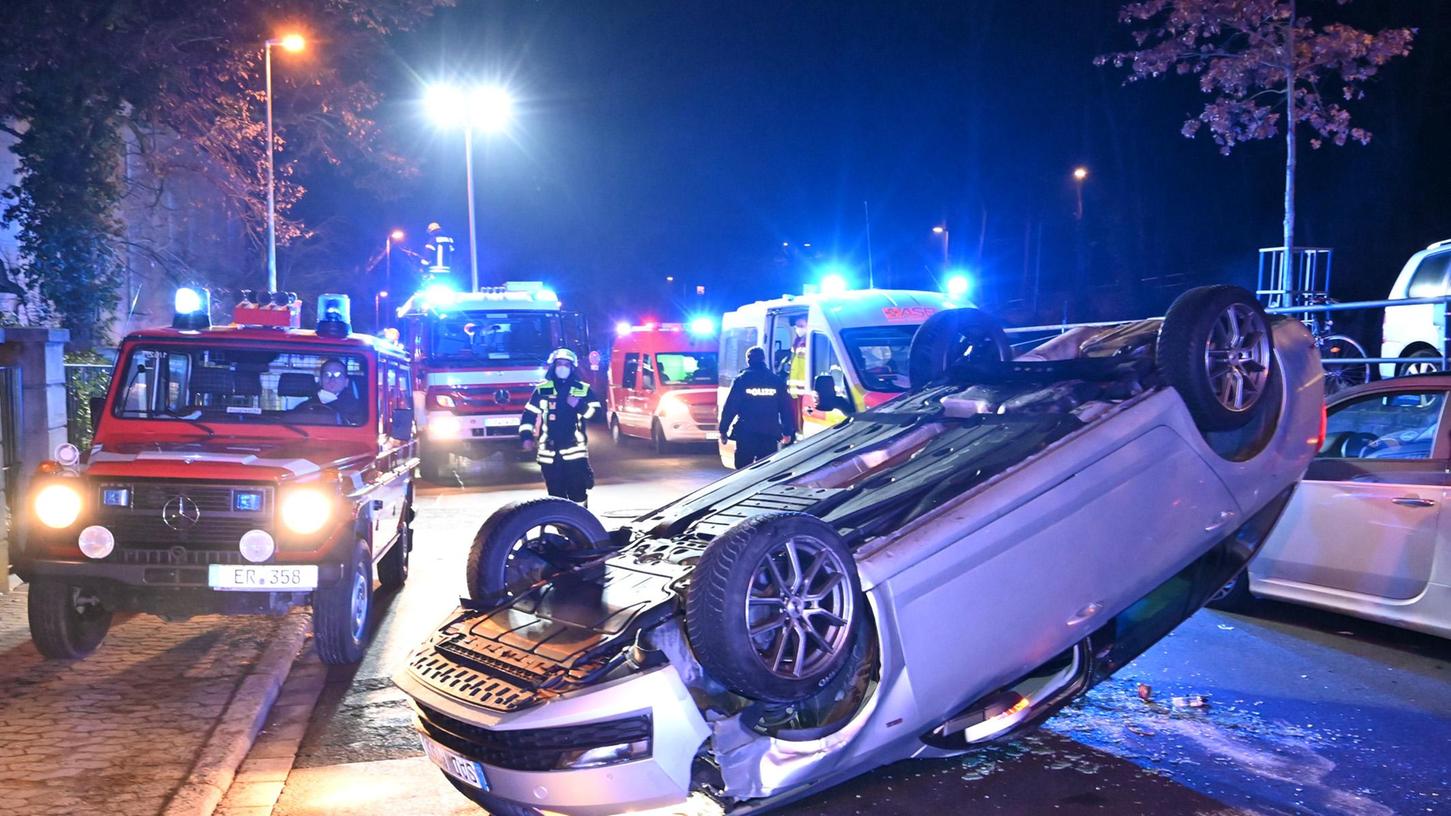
[1313,402,1328,449]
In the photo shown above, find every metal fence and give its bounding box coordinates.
[65,363,113,449]
[0,366,20,564]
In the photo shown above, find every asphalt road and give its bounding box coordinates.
[276,443,1451,816]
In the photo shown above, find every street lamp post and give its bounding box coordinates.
[374,291,389,329]
[385,229,404,294]
[1072,166,1088,221]
[933,225,950,270]
[426,84,515,292]
[263,33,305,292]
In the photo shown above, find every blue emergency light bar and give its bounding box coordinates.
[316,294,352,338]
[172,287,212,330]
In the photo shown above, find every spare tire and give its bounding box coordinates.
[909,308,1013,389]
[466,498,610,603]
[1157,285,1275,432]
[686,512,863,703]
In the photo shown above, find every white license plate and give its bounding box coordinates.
[207,564,318,591]
[705,431,720,440]
[483,416,517,427]
[423,736,488,790]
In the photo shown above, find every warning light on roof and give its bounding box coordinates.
[688,316,716,336]
[819,272,849,296]
[316,294,352,338]
[615,321,632,336]
[535,288,558,302]
[423,282,456,306]
[945,271,971,300]
[172,288,211,330]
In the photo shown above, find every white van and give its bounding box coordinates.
[1381,239,1451,378]
[717,287,959,466]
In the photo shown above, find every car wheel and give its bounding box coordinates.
[1158,285,1274,432]
[686,512,863,703]
[610,414,624,445]
[377,497,412,591]
[1396,347,1442,377]
[28,579,112,659]
[1320,334,1371,395]
[466,497,611,603]
[1207,569,1255,612]
[908,307,1012,389]
[651,419,673,455]
[314,539,373,665]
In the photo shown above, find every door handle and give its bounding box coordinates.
[1392,497,1437,508]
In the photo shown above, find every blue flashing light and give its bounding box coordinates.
[945,271,971,299]
[233,490,264,512]
[535,289,558,302]
[423,282,456,306]
[175,288,204,314]
[101,487,130,507]
[819,272,849,296]
[316,293,352,338]
[688,316,716,336]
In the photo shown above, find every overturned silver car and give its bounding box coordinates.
[396,286,1323,816]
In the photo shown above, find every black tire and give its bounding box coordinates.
[908,308,1012,389]
[314,539,373,665]
[1207,569,1255,612]
[686,512,863,703]
[465,497,610,603]
[420,442,451,483]
[609,414,624,445]
[28,579,112,659]
[1396,347,1442,378]
[651,419,673,455]
[1158,285,1274,432]
[377,492,412,591]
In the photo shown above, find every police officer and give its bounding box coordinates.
[519,349,603,503]
[720,345,796,469]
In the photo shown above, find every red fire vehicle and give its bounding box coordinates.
[607,319,720,452]
[395,281,594,480]
[18,290,416,665]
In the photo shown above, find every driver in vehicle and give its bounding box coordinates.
[298,358,365,425]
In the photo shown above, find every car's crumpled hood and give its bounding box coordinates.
[83,438,373,482]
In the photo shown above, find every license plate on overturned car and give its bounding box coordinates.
[422,736,489,790]
[207,564,318,591]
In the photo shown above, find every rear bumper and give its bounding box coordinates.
[396,663,709,816]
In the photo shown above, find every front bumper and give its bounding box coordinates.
[396,662,710,816]
[423,411,524,447]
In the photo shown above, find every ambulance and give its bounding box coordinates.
[717,287,958,466]
[18,290,416,665]
[606,319,720,452]
[395,282,593,480]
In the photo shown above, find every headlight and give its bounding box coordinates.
[34,483,83,529]
[429,414,462,439]
[435,394,456,409]
[280,488,332,535]
[657,393,687,416]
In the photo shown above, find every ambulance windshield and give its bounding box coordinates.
[431,312,560,365]
[112,346,369,427]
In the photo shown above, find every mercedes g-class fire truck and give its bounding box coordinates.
[18,290,417,665]
[395,282,593,480]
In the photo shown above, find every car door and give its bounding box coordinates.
[801,331,849,436]
[1254,387,1450,601]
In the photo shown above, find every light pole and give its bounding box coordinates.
[385,229,404,294]
[263,33,305,291]
[1072,166,1088,221]
[932,225,950,270]
[374,291,389,329]
[426,84,515,292]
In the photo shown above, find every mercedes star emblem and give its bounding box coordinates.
[161,495,201,531]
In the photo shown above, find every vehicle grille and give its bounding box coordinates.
[416,703,650,772]
[117,548,245,566]
[95,481,274,552]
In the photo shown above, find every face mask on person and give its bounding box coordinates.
[316,389,338,404]
[795,325,807,338]
[554,364,572,380]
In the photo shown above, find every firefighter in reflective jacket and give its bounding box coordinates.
[519,349,603,503]
[720,345,796,469]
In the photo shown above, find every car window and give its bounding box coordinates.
[656,352,717,385]
[622,352,639,389]
[1407,251,1451,298]
[1319,390,1446,460]
[642,354,656,390]
[810,332,848,398]
[719,326,758,388]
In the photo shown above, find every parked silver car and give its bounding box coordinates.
[396,286,1323,816]
[1212,373,1451,639]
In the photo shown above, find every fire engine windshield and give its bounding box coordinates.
[430,312,560,365]
[655,352,718,386]
[111,346,369,427]
[840,325,916,392]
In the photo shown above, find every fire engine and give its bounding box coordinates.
[18,290,417,665]
[606,318,720,453]
[395,281,593,480]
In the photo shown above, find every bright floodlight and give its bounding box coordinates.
[615,321,632,336]
[424,282,456,305]
[470,86,515,133]
[820,272,849,296]
[279,34,306,52]
[932,226,946,235]
[689,316,716,336]
[389,229,405,241]
[1073,166,1088,181]
[425,84,467,128]
[945,272,971,299]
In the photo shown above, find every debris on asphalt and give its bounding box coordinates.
[1136,682,1153,701]
[1170,694,1210,709]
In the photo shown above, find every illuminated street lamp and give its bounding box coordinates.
[1072,166,1089,220]
[263,32,306,291]
[426,83,516,292]
[385,229,404,294]
[374,290,389,328]
[932,225,950,269]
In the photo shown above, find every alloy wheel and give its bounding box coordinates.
[1204,303,1271,413]
[745,534,855,680]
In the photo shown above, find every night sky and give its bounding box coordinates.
[294,0,1448,336]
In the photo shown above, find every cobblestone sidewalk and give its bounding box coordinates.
[0,584,296,816]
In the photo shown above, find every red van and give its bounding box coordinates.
[607,322,719,452]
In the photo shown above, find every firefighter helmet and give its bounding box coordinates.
[548,348,579,367]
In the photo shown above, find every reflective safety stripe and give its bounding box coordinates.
[560,450,590,461]
[517,424,533,434]
[524,402,543,414]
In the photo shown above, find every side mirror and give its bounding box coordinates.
[388,407,414,442]
[88,396,106,431]
[812,374,854,414]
